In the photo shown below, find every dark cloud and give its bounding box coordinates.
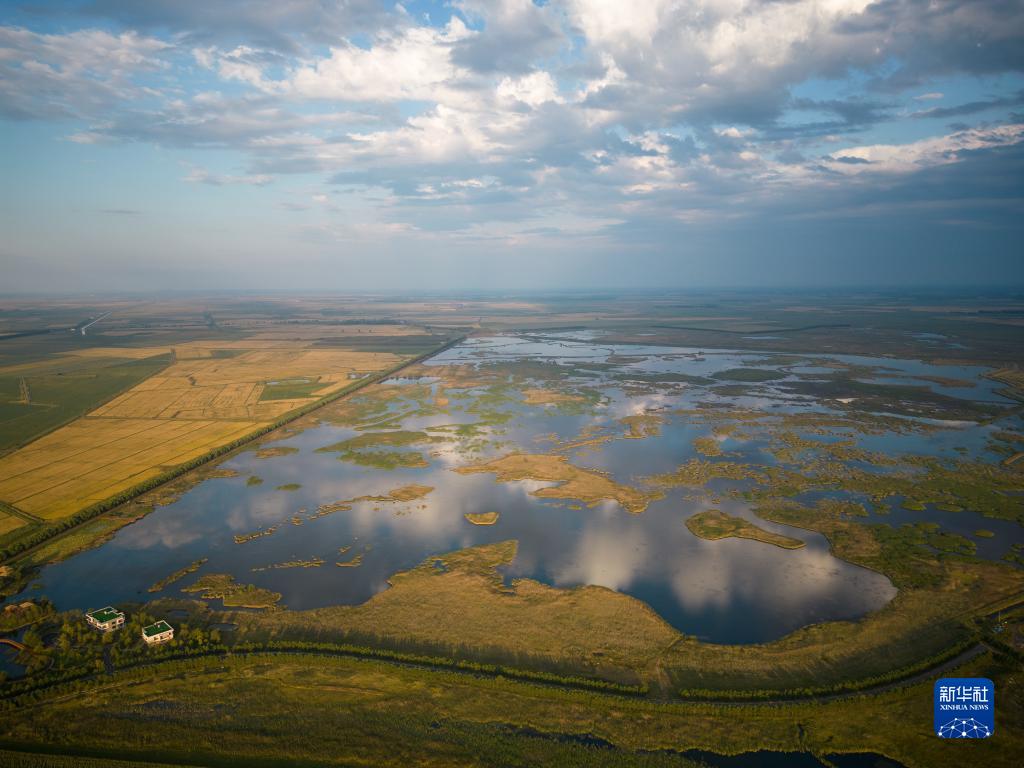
[601,139,1024,263]
[450,0,565,74]
[790,97,892,125]
[912,90,1024,119]
[76,0,391,52]
[841,0,1024,89]
[2,0,1022,290]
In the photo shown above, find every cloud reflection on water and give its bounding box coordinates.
[30,334,1011,643]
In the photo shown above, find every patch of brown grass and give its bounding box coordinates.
[521,388,586,406]
[455,453,662,514]
[464,511,500,525]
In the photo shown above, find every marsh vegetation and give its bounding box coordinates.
[685,510,805,549]
[2,296,1023,766]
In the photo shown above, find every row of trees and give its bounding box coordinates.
[0,613,232,703]
[279,623,641,684]
[1,626,645,709]
[11,619,985,711]
[231,640,648,696]
[676,635,978,702]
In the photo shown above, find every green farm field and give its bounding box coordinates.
[0,353,171,453]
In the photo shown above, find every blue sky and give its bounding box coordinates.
[2,0,1023,291]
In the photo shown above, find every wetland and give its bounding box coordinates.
[13,333,1023,645]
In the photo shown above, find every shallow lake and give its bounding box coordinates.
[18,334,1023,644]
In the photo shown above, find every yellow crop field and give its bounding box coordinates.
[0,338,411,521]
[0,512,27,537]
[0,418,259,516]
[87,346,397,422]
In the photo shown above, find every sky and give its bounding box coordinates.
[1,0,1023,292]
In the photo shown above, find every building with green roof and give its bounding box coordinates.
[141,620,174,645]
[85,606,124,632]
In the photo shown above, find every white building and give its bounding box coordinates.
[85,606,125,632]
[141,620,174,645]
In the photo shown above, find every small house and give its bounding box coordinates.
[141,620,174,645]
[85,606,125,632]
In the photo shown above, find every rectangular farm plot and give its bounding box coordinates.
[0,339,416,522]
[0,418,259,518]
[91,348,401,421]
[0,511,28,537]
[0,352,172,453]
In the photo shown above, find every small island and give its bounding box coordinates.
[464,511,500,525]
[254,446,300,459]
[148,557,207,593]
[182,573,282,609]
[686,509,805,549]
[521,388,586,406]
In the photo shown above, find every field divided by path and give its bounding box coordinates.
[0,353,172,453]
[0,331,423,521]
